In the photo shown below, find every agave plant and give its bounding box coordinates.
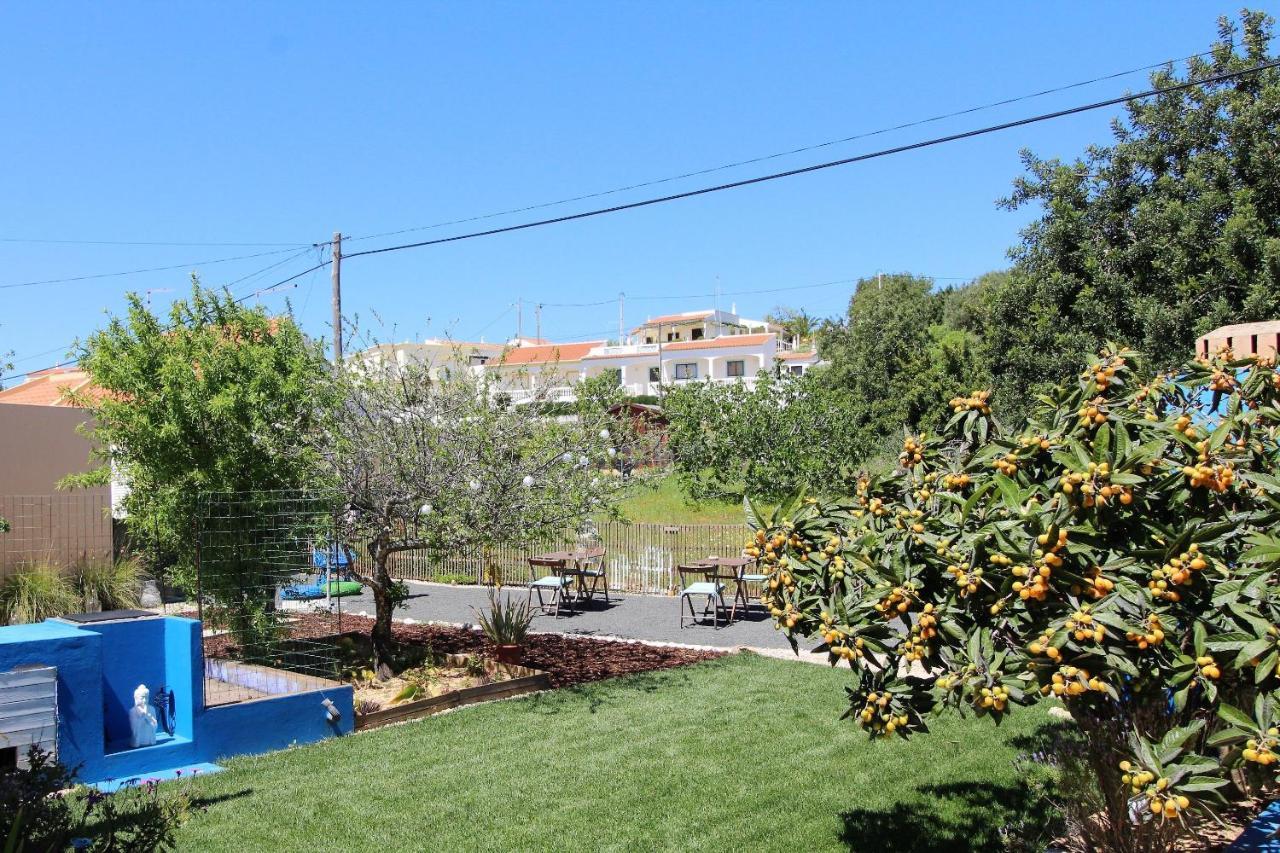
[473,592,533,646]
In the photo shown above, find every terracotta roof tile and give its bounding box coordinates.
[0,368,101,407]
[495,341,605,366]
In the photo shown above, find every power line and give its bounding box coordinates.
[0,245,324,291]
[342,48,1218,246]
[3,252,331,378]
[0,237,314,248]
[339,59,1280,263]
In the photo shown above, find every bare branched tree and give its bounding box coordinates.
[318,348,649,673]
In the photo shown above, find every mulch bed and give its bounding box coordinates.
[202,612,725,690]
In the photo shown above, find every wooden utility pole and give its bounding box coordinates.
[535,303,542,342]
[618,292,625,342]
[516,298,523,341]
[331,232,343,370]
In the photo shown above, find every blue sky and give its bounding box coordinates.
[0,3,1270,378]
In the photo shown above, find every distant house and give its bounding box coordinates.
[1195,320,1280,359]
[357,307,825,406]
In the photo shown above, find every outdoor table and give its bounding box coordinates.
[699,556,755,621]
[531,550,604,602]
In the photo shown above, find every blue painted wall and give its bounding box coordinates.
[93,618,168,748]
[0,615,353,785]
[0,621,104,775]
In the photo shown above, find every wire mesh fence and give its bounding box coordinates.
[0,493,114,577]
[376,521,751,595]
[197,491,348,707]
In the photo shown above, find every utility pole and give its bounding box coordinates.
[516,298,523,342]
[618,292,625,343]
[535,303,542,342]
[331,232,343,370]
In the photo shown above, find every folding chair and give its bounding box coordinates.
[527,557,575,617]
[730,556,770,619]
[574,547,610,605]
[677,563,725,629]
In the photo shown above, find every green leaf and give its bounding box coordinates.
[1217,703,1256,730]
[992,474,1021,511]
[1236,638,1273,669]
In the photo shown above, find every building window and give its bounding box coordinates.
[468,355,489,366]
[691,328,704,340]
[727,360,745,377]
[606,368,622,386]
[789,365,804,376]
[645,337,653,344]
[649,366,660,383]
[674,363,697,380]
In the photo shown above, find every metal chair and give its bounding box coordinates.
[573,547,610,605]
[527,557,574,617]
[677,563,725,629]
[730,556,769,619]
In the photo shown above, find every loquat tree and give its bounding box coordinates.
[748,345,1280,852]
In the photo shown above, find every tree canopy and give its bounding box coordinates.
[816,272,988,446]
[985,11,1280,421]
[67,281,333,585]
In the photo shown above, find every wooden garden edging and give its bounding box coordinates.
[354,657,551,731]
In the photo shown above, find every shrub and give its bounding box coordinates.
[433,572,478,586]
[749,345,1280,852]
[76,558,144,611]
[473,592,533,646]
[0,746,191,851]
[0,564,78,625]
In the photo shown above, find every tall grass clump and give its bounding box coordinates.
[0,564,78,625]
[76,557,143,611]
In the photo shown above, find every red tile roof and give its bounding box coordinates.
[664,333,774,352]
[777,350,819,361]
[0,367,103,407]
[495,341,605,366]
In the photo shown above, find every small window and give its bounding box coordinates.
[674,363,698,380]
[648,366,660,382]
[691,328,704,340]
[645,337,653,345]
[0,747,15,770]
[727,360,745,378]
[666,332,674,342]
[468,355,489,366]
[789,365,804,376]
[607,368,622,386]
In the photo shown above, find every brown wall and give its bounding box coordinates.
[0,404,112,572]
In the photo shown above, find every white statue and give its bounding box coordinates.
[129,684,157,748]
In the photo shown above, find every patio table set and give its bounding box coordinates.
[525,548,768,629]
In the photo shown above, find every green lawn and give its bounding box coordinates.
[615,474,745,524]
[177,654,1059,852]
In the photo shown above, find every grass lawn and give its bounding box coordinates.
[615,474,745,524]
[177,654,1059,852]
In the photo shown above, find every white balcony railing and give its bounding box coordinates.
[590,343,660,358]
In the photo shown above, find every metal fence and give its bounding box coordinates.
[0,493,114,576]
[374,521,751,595]
[197,492,345,707]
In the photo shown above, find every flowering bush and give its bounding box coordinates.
[748,345,1280,850]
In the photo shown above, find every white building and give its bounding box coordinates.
[358,308,822,405]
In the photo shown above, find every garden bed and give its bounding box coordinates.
[319,630,553,729]
[203,612,725,689]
